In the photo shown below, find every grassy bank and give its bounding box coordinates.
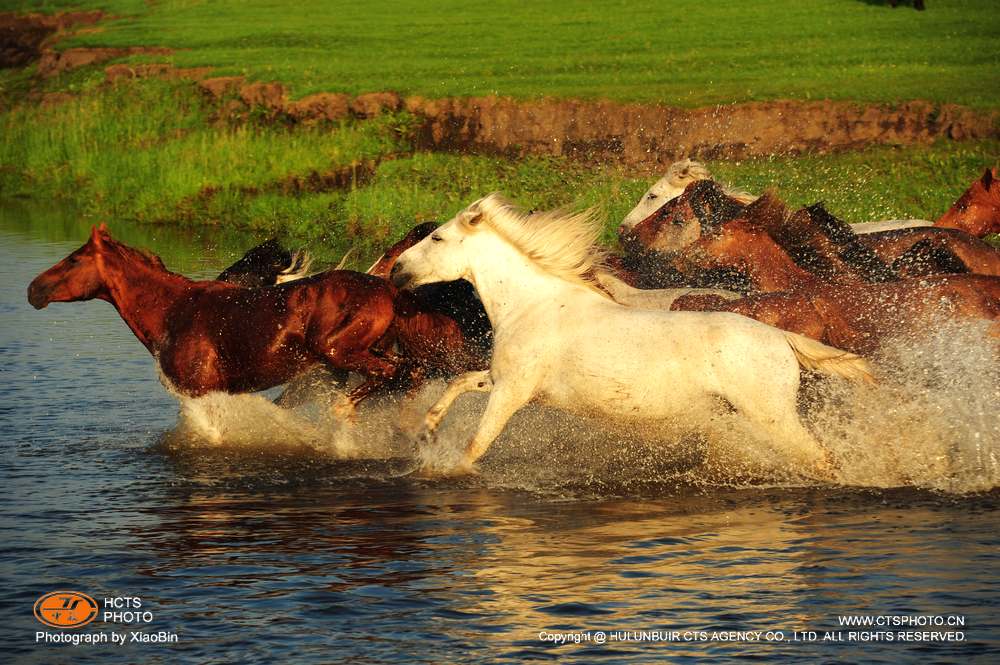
[1,77,997,262]
[9,0,1000,108]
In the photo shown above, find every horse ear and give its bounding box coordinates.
[90,225,104,245]
[983,168,995,189]
[460,209,484,227]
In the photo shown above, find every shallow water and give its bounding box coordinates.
[1,202,998,663]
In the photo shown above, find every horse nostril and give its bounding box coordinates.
[389,263,402,277]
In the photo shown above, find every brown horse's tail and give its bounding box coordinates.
[784,332,876,384]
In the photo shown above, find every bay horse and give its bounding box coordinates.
[855,226,1000,277]
[366,223,492,382]
[391,193,873,478]
[28,225,399,402]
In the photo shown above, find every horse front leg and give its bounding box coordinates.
[326,348,400,421]
[456,381,528,474]
[422,370,493,434]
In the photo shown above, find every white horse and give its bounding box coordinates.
[619,159,756,235]
[619,158,931,236]
[391,194,874,479]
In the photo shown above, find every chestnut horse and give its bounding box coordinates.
[28,225,399,400]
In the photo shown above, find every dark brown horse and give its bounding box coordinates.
[216,237,312,287]
[366,223,492,382]
[28,225,399,400]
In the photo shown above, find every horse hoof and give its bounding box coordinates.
[417,428,438,448]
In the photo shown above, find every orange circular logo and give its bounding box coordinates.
[33,591,99,629]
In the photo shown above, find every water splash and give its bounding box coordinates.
[812,319,999,493]
[154,320,998,495]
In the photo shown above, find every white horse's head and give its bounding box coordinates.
[390,200,487,289]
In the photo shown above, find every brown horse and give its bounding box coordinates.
[619,180,900,290]
[215,237,312,287]
[673,275,1000,355]
[28,225,399,399]
[934,167,1000,237]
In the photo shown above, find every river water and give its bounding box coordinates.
[1,201,998,663]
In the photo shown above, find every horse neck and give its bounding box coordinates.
[714,223,820,292]
[464,232,592,328]
[97,248,191,352]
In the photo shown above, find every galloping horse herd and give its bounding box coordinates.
[27,161,1000,479]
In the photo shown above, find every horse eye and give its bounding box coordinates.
[431,234,443,242]
[672,217,686,226]
[646,193,658,200]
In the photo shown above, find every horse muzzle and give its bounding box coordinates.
[27,279,52,309]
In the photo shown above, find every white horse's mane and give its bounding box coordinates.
[463,193,611,298]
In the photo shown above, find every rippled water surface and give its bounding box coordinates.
[1,202,998,663]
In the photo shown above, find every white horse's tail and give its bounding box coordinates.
[784,332,875,384]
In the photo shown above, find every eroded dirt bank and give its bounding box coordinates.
[191,74,1000,165]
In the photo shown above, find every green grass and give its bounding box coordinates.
[9,0,1000,108]
[3,77,995,261]
[0,79,411,228]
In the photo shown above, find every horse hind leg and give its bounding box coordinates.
[725,387,836,482]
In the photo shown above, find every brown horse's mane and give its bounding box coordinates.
[99,234,169,272]
[740,190,789,225]
[736,191,897,283]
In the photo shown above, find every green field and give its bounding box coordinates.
[2,1,998,259]
[9,0,1000,108]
